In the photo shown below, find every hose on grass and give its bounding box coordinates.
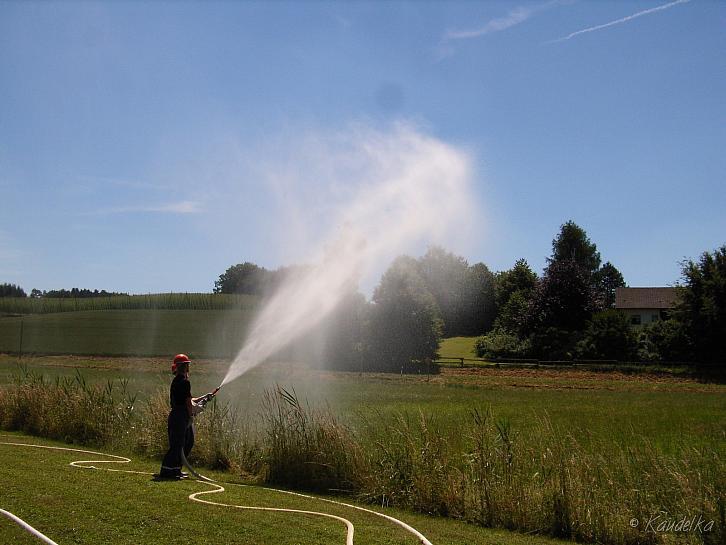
[1,439,431,545]
[0,508,60,545]
[180,451,432,545]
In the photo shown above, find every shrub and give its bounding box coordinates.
[529,327,580,360]
[474,329,531,359]
[638,319,691,362]
[576,310,638,361]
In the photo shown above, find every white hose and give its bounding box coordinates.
[1,440,431,545]
[0,508,60,545]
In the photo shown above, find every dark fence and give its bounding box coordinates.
[434,356,707,369]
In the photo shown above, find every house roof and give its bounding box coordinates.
[615,287,679,309]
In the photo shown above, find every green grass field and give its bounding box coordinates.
[0,304,479,361]
[0,355,726,543]
[0,293,258,314]
[2,354,723,452]
[437,336,478,359]
[1,432,574,545]
[0,310,255,358]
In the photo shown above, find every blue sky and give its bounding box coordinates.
[1,0,724,294]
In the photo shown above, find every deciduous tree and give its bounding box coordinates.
[673,245,726,364]
[367,256,442,372]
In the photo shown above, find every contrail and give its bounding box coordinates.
[550,0,691,43]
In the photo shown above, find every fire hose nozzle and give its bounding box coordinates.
[196,387,221,408]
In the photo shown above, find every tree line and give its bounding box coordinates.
[476,222,724,370]
[0,286,129,299]
[217,220,724,372]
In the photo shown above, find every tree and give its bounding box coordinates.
[416,248,497,336]
[318,291,369,371]
[672,245,726,364]
[416,246,470,336]
[367,256,443,372]
[214,262,268,295]
[594,262,626,309]
[462,262,497,335]
[549,220,601,274]
[524,259,599,336]
[523,222,627,358]
[493,259,537,335]
[0,283,26,297]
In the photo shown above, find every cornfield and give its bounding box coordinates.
[0,293,257,315]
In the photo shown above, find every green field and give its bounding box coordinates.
[0,309,255,358]
[0,294,260,358]
[437,336,478,359]
[1,354,723,451]
[0,293,258,314]
[1,355,724,545]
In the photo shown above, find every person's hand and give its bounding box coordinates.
[191,400,204,416]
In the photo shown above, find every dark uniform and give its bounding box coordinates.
[159,374,195,478]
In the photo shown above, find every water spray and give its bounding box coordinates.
[219,125,477,388]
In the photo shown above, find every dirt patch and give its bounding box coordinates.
[440,366,722,393]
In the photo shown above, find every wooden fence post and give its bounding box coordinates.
[18,318,24,361]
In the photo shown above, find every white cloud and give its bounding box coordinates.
[444,6,538,41]
[443,0,566,42]
[550,0,691,43]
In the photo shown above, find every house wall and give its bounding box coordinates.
[620,308,664,327]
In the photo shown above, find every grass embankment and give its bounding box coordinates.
[0,361,723,545]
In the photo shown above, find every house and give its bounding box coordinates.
[614,287,679,326]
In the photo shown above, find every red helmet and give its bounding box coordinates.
[171,353,191,373]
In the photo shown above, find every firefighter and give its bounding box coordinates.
[158,354,205,479]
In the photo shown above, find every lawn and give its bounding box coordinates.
[0,432,571,545]
[437,336,478,359]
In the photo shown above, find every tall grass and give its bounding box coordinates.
[1,373,723,545]
[0,293,257,315]
[261,386,363,492]
[0,366,136,446]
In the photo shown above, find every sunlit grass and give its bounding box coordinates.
[1,365,723,545]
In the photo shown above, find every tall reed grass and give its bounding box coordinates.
[0,366,136,446]
[261,386,363,492]
[1,373,722,545]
